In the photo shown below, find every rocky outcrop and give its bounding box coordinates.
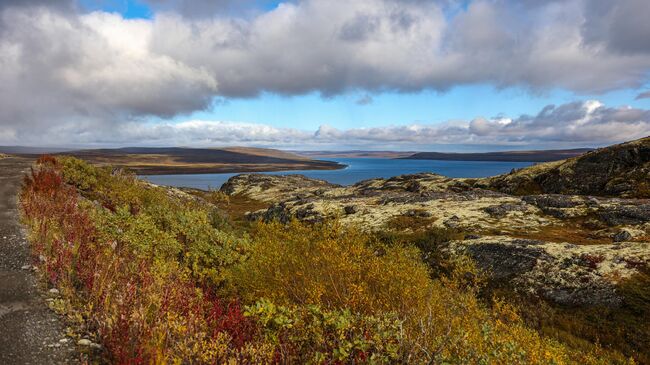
[221,173,650,241]
[445,237,650,307]
[223,172,551,233]
[598,203,650,226]
[220,174,338,203]
[219,146,650,309]
[483,136,650,198]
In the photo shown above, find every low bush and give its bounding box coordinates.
[19,156,631,364]
[377,226,466,278]
[245,299,402,363]
[230,219,433,316]
[21,158,262,363]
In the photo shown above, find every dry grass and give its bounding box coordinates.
[486,216,613,245]
[187,189,269,228]
[386,213,436,232]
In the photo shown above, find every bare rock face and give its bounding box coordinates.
[613,230,633,242]
[483,203,528,218]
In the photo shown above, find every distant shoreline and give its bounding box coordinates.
[134,162,346,175]
[400,148,593,163]
[11,146,347,176]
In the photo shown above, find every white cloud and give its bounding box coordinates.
[0,7,217,131]
[0,0,649,145]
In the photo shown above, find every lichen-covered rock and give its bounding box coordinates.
[522,194,580,209]
[613,230,633,242]
[224,172,650,243]
[222,168,650,309]
[483,203,528,218]
[483,136,650,198]
[221,174,339,202]
[446,237,650,307]
[598,204,650,226]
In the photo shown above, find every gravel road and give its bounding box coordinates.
[0,157,77,364]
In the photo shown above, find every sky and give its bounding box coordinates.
[0,0,649,151]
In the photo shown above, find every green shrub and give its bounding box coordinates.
[245,299,402,363]
[60,156,99,191]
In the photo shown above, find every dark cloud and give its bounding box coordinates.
[141,0,282,17]
[355,94,374,105]
[582,0,650,55]
[636,91,650,100]
[0,0,72,9]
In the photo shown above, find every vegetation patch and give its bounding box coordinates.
[18,155,634,364]
[185,188,270,231]
[385,211,436,231]
[490,269,650,364]
[494,218,613,245]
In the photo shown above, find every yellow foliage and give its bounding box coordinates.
[230,219,433,316]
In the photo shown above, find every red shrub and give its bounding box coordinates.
[36,154,58,166]
[205,295,256,348]
[20,159,261,364]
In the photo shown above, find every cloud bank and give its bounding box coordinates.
[0,0,649,146]
[8,100,648,150]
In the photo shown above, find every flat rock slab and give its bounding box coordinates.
[0,157,77,364]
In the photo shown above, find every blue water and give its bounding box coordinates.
[141,158,534,190]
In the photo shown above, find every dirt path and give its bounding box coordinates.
[0,157,77,364]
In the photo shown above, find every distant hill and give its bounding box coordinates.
[403,148,593,162]
[37,147,344,175]
[295,150,416,158]
[0,146,73,154]
[481,136,650,198]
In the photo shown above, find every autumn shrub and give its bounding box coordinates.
[19,156,630,364]
[60,156,99,191]
[377,226,466,278]
[20,158,265,363]
[402,278,566,363]
[245,299,403,363]
[230,219,433,316]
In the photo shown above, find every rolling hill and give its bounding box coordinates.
[403,148,593,162]
[46,147,344,175]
